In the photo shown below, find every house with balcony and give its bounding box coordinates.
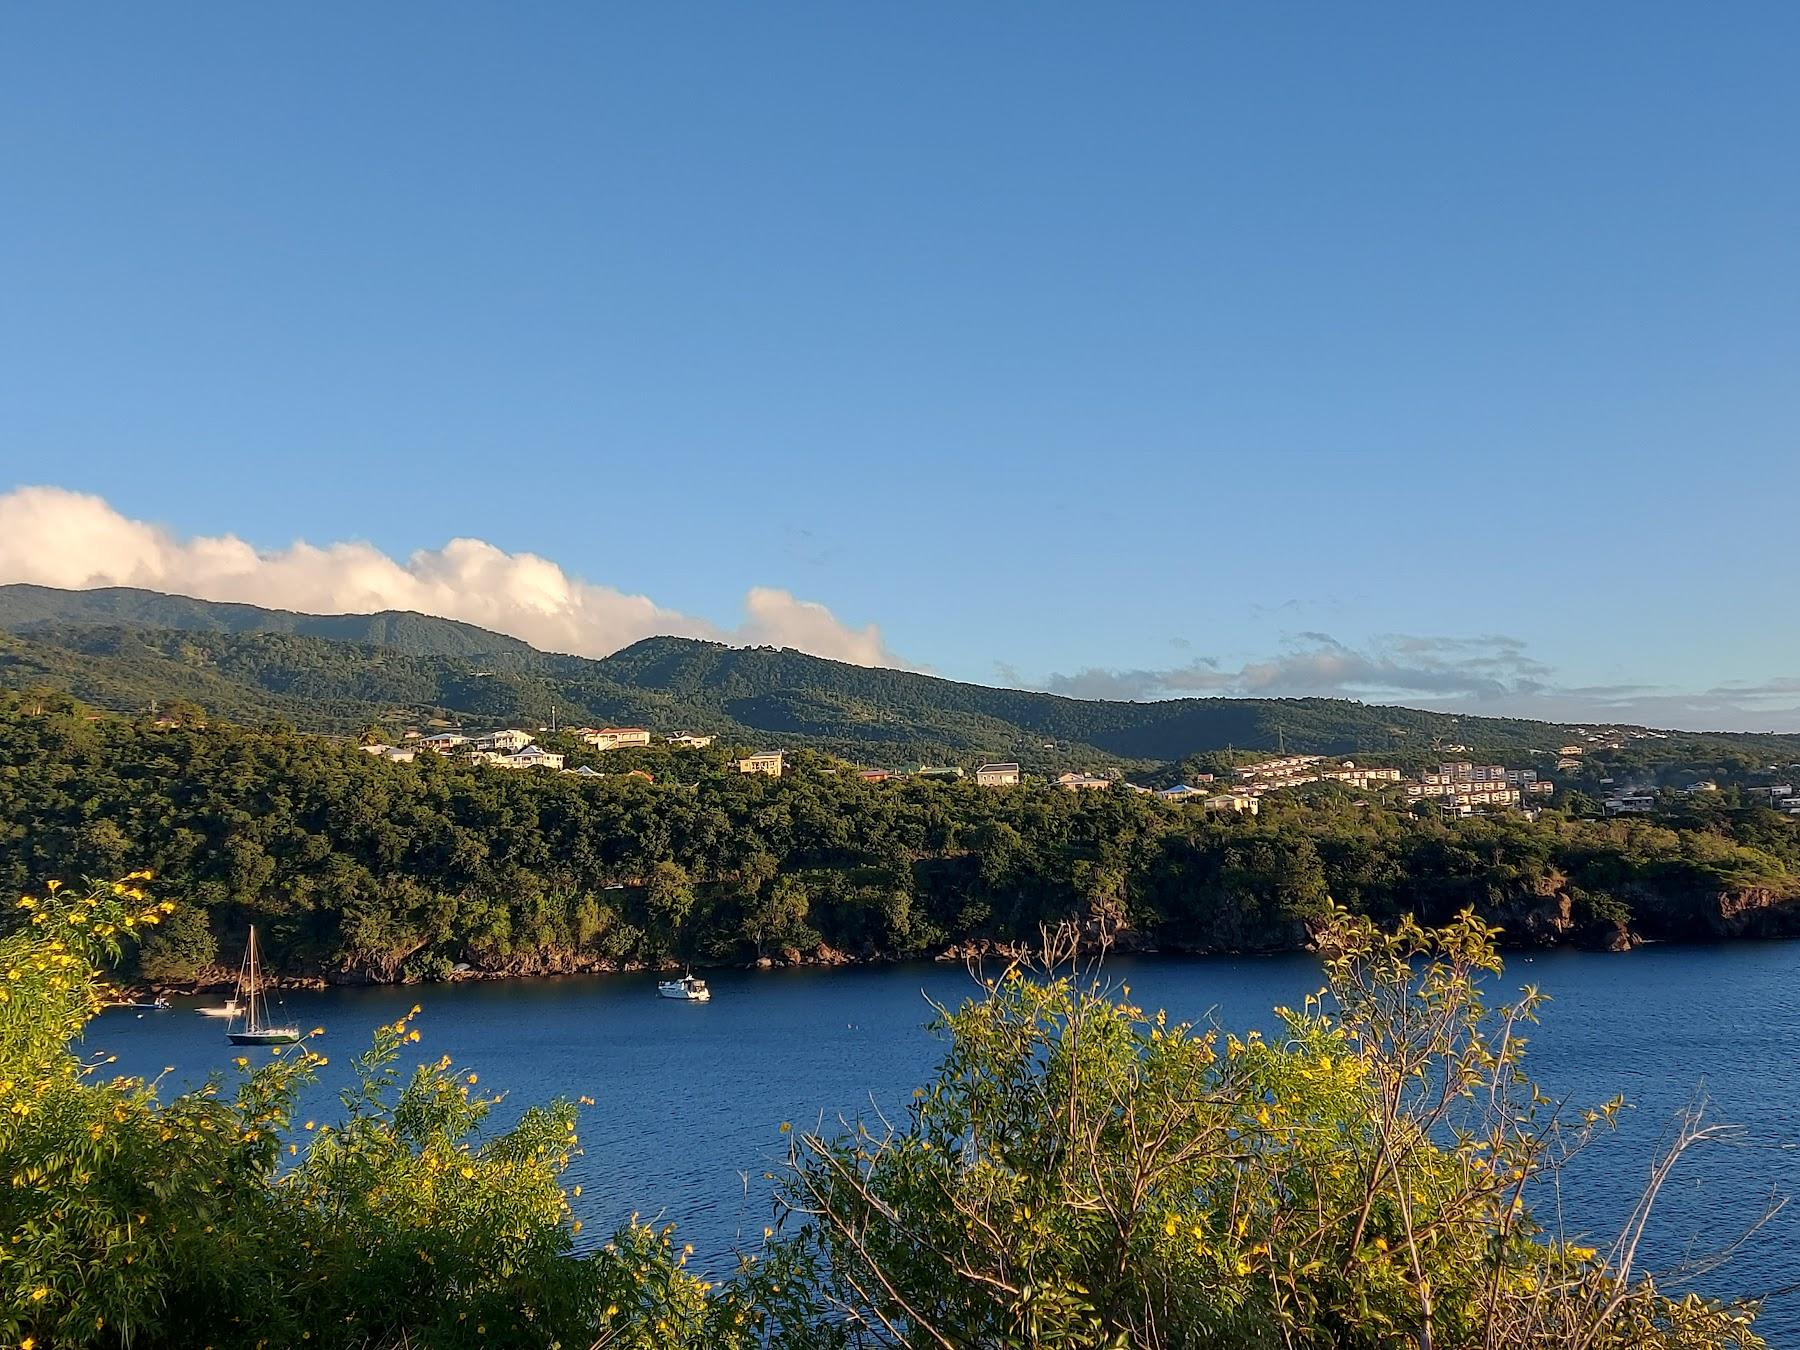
[736,751,785,777]
[475,729,535,754]
[581,727,652,751]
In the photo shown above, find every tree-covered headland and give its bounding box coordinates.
[2,693,1798,988]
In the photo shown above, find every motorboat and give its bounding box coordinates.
[657,973,711,1002]
[196,999,243,1020]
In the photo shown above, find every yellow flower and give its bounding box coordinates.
[31,1284,48,1300]
[778,1121,791,1134]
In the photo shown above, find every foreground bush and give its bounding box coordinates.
[0,876,1772,1347]
[0,875,718,1348]
[776,912,1771,1348]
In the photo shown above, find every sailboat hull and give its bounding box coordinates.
[228,1029,301,1045]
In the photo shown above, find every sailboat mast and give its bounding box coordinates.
[246,926,261,1034]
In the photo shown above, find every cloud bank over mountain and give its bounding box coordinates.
[0,486,900,667]
[1038,633,1552,703]
[1029,633,1800,733]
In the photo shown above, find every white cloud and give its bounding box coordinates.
[0,485,905,667]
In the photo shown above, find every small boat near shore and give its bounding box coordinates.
[116,996,171,1012]
[657,973,711,1002]
[196,999,243,1020]
[225,926,302,1045]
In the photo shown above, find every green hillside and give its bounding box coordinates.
[6,584,1800,773]
[598,636,1588,762]
[0,583,531,657]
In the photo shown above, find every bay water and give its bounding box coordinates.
[95,942,1800,1339]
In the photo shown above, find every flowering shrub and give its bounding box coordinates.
[774,910,1770,1348]
[0,876,726,1348]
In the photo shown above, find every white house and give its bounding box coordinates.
[736,751,785,777]
[581,727,652,751]
[1156,784,1209,802]
[974,763,1021,787]
[666,733,716,749]
[476,729,535,753]
[1202,793,1260,816]
[1055,772,1112,791]
[507,744,565,770]
[421,732,469,754]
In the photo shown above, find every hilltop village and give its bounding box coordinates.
[354,721,1800,821]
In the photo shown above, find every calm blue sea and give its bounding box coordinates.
[93,942,1800,1341]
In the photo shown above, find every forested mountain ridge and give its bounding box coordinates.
[7,583,1800,772]
[0,582,533,656]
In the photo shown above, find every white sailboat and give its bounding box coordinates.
[225,926,302,1045]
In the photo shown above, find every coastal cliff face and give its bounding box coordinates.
[154,879,1800,992]
[1629,884,1800,942]
[1484,884,1633,952]
[1441,880,1800,954]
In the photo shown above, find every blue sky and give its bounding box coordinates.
[2,6,1798,728]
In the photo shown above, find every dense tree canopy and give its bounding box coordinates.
[1,695,1796,988]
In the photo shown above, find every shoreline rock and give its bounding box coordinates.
[126,887,1800,998]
